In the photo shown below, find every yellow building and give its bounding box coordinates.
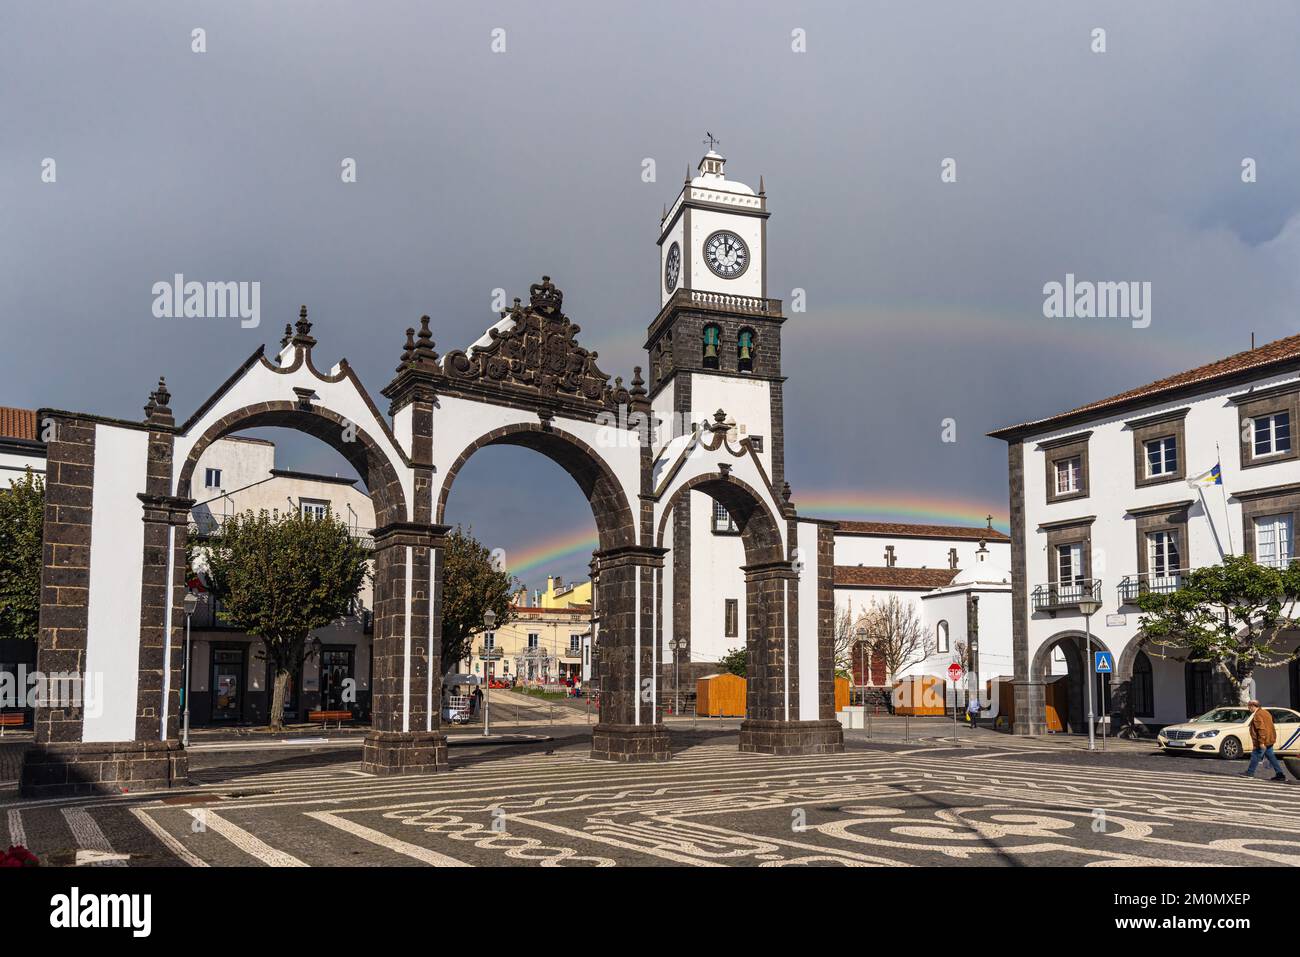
[463,577,593,684]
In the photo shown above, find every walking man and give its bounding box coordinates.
[1240,700,1288,782]
[966,694,983,731]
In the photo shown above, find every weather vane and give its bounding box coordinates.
[703,131,721,151]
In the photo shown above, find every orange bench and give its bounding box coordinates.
[307,710,352,729]
[0,712,26,735]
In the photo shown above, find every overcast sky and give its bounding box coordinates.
[4,1,1300,590]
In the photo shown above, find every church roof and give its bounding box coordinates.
[833,520,1008,542]
[833,565,959,590]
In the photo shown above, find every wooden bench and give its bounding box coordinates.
[306,710,353,730]
[0,712,26,735]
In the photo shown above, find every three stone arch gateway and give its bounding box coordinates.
[22,278,843,797]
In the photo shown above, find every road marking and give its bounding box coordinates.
[7,808,26,848]
[187,809,306,866]
[61,808,127,866]
[305,810,470,866]
[130,807,208,867]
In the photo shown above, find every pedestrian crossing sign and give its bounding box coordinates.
[1095,651,1113,674]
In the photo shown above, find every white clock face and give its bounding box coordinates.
[704,230,749,279]
[665,242,681,293]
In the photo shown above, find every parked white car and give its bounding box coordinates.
[1157,706,1300,759]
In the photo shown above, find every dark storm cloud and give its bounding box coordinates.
[3,1,1299,586]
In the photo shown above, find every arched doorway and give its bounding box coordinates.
[435,422,659,758]
[1031,631,1113,735]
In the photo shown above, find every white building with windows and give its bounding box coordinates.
[992,333,1300,737]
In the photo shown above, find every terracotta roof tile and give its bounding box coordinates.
[991,331,1300,437]
[833,565,959,589]
[834,520,1008,541]
[0,407,37,442]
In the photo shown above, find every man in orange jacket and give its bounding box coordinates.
[1240,700,1287,781]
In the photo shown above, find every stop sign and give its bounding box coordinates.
[947,663,964,683]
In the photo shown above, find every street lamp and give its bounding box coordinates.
[482,609,496,737]
[668,638,685,715]
[181,592,200,748]
[1077,595,1103,751]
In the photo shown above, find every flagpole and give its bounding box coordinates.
[1215,443,1234,555]
[1196,485,1224,561]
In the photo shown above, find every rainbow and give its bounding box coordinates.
[504,527,600,583]
[501,490,1007,586]
[792,489,1008,533]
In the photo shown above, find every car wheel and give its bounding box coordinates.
[1219,736,1243,760]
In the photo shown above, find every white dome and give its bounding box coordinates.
[951,561,1010,586]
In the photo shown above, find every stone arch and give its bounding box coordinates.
[1031,630,1114,734]
[177,400,408,527]
[655,472,820,748]
[435,422,636,551]
[654,471,785,565]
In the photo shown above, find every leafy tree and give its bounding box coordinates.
[198,509,370,730]
[719,646,747,677]
[439,526,515,676]
[0,470,43,642]
[1136,554,1300,705]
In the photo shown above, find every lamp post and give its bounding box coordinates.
[668,638,685,715]
[483,609,496,737]
[1077,596,1103,751]
[181,592,200,748]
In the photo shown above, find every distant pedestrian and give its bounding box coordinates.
[471,686,484,716]
[966,696,983,730]
[1240,700,1287,782]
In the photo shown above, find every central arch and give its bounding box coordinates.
[435,422,636,551]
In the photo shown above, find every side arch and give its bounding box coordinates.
[654,472,786,566]
[177,401,409,527]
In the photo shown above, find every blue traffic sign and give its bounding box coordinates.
[1094,651,1114,674]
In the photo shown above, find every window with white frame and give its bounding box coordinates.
[527,633,540,649]
[300,499,329,520]
[1057,542,1084,584]
[1144,436,1178,477]
[1146,529,1181,578]
[1253,412,1292,458]
[1254,514,1293,569]
[484,632,495,650]
[204,468,222,489]
[569,634,582,653]
[936,621,949,654]
[1054,456,1082,495]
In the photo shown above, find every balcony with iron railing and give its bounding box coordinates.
[1117,569,1190,605]
[1031,578,1103,613]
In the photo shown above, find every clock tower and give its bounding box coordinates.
[648,145,788,686]
[646,147,785,492]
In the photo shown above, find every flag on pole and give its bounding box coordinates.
[1186,462,1222,488]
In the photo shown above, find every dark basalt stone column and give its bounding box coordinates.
[363,521,450,776]
[737,559,844,756]
[590,544,671,762]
